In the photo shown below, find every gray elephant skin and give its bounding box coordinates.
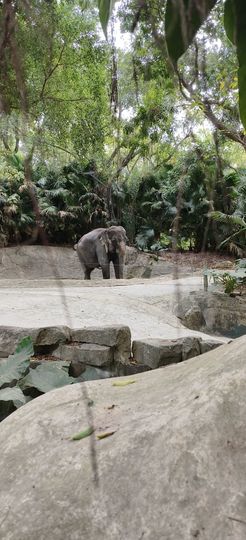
[75,226,128,279]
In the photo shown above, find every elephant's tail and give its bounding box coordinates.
[73,243,78,251]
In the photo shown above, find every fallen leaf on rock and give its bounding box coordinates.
[112,380,136,387]
[97,431,116,440]
[107,404,115,409]
[71,426,94,440]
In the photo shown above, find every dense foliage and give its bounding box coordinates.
[1,147,245,254]
[0,0,245,255]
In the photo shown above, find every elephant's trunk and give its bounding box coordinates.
[117,240,126,257]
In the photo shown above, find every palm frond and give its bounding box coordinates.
[20,214,35,225]
[218,228,246,249]
[209,211,246,228]
[40,202,58,216]
[227,242,244,257]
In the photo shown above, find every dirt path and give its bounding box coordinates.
[0,275,225,342]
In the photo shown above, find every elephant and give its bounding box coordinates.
[75,226,128,280]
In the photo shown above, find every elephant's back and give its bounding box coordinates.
[77,228,105,248]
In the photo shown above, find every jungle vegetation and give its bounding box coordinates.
[0,0,245,255]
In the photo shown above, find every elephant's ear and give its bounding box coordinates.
[99,231,109,253]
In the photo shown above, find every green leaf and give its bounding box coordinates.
[0,337,33,388]
[15,336,34,357]
[209,210,246,227]
[36,360,71,372]
[224,0,236,44]
[0,386,27,408]
[19,363,76,394]
[0,386,28,422]
[96,430,116,439]
[71,426,94,440]
[98,0,116,37]
[112,380,135,387]
[238,64,246,130]
[165,0,217,64]
[224,0,246,129]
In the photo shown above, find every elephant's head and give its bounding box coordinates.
[99,226,128,256]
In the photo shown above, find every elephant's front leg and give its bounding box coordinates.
[101,263,110,279]
[113,254,124,279]
[84,267,92,280]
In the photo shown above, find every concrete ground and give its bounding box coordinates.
[0,275,224,341]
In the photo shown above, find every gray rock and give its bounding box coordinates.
[58,343,113,368]
[0,245,82,279]
[69,359,86,378]
[132,338,183,368]
[0,326,38,357]
[79,366,113,381]
[34,326,71,349]
[0,336,245,540]
[0,245,154,280]
[181,336,201,361]
[182,306,206,331]
[199,338,226,354]
[175,290,246,337]
[115,362,151,376]
[71,325,131,364]
[124,247,154,279]
[0,325,71,357]
[132,336,220,368]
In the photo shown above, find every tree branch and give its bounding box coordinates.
[39,42,66,100]
[178,72,246,150]
[40,140,79,159]
[115,147,140,178]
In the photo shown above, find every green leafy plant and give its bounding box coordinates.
[135,227,155,251]
[220,273,238,294]
[0,336,32,388]
[0,337,75,422]
[207,268,246,294]
[209,211,246,255]
[19,363,75,394]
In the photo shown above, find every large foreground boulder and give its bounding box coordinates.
[0,336,246,540]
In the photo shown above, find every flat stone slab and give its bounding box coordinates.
[132,338,184,368]
[132,336,224,369]
[0,336,245,540]
[71,326,131,364]
[200,337,228,354]
[58,343,113,367]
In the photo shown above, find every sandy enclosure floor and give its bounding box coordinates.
[0,275,223,342]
